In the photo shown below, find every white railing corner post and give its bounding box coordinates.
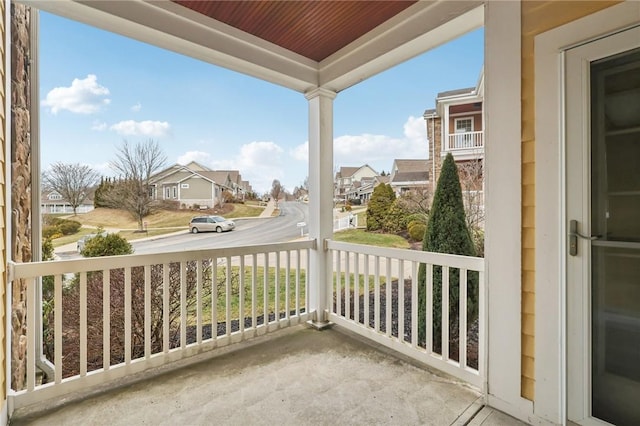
[305,87,336,330]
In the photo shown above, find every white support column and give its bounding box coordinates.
[305,87,336,328]
[485,0,532,421]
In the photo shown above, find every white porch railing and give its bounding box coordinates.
[8,240,313,409]
[326,240,485,389]
[447,130,484,150]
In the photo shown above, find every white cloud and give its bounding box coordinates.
[130,102,142,112]
[290,116,428,169]
[42,74,110,114]
[110,120,170,137]
[91,162,112,176]
[219,142,285,194]
[289,141,308,162]
[91,120,107,131]
[403,115,428,145]
[177,151,211,165]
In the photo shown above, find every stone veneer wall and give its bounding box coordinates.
[0,0,8,403]
[10,2,31,391]
[425,115,442,192]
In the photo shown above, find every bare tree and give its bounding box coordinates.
[458,156,485,256]
[270,179,283,205]
[104,140,167,230]
[42,162,100,215]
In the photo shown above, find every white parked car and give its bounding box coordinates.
[189,216,235,234]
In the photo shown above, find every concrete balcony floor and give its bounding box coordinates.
[11,326,526,425]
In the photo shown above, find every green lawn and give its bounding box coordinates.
[189,265,307,323]
[332,229,410,249]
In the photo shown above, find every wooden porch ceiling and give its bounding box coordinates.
[172,1,418,62]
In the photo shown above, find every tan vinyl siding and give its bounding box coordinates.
[520,0,621,401]
[0,0,6,402]
[181,176,214,203]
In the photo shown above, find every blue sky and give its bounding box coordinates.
[40,11,483,195]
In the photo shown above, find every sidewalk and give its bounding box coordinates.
[259,199,277,218]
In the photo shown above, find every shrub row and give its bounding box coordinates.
[42,218,82,239]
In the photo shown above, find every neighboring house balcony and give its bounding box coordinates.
[5,240,506,424]
[445,130,484,161]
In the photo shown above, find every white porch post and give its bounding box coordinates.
[485,0,531,420]
[305,87,336,328]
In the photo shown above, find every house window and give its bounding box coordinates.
[181,183,189,189]
[48,193,62,200]
[173,186,177,198]
[454,117,474,133]
[165,187,170,199]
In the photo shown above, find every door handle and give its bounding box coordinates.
[568,219,601,256]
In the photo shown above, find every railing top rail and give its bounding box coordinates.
[326,240,484,271]
[448,130,484,136]
[10,239,316,280]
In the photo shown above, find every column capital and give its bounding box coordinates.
[304,87,337,101]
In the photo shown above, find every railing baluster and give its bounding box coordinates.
[144,265,151,359]
[364,254,369,329]
[239,255,245,334]
[442,266,450,361]
[197,259,203,345]
[212,257,218,338]
[26,277,36,391]
[285,250,290,321]
[345,251,351,320]
[55,274,63,383]
[478,271,486,378]
[251,254,257,330]
[426,264,433,355]
[304,249,312,313]
[162,263,170,353]
[103,270,111,370]
[398,260,405,343]
[336,250,342,316]
[354,253,360,325]
[385,257,392,338]
[263,253,269,326]
[180,261,187,349]
[295,249,300,317]
[80,272,87,376]
[225,257,232,337]
[411,261,418,348]
[459,268,468,368]
[125,267,132,364]
[275,252,280,325]
[374,256,380,332]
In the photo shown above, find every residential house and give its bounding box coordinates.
[4,2,639,426]
[388,159,430,197]
[334,164,378,202]
[41,190,95,214]
[424,71,484,191]
[149,162,245,208]
[350,175,390,204]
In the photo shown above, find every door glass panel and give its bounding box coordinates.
[591,48,640,426]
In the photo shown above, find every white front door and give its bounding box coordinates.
[566,26,640,426]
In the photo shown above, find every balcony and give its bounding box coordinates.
[445,131,484,160]
[7,240,521,424]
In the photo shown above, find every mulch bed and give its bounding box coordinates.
[335,279,479,370]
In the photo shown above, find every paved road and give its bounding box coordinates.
[130,201,309,255]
